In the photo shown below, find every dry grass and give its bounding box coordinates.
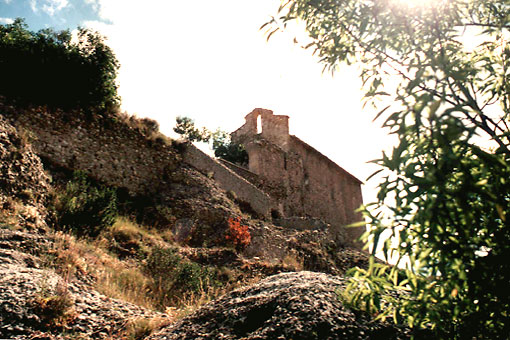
[0,196,48,232]
[167,280,230,319]
[32,274,76,329]
[47,231,156,310]
[158,228,175,243]
[282,252,304,271]
[116,111,173,146]
[103,216,173,254]
[0,197,22,230]
[44,218,229,314]
[15,125,36,148]
[95,260,154,309]
[120,315,174,340]
[42,216,270,326]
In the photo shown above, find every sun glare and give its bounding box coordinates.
[394,0,436,9]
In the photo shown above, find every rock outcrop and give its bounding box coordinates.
[0,228,162,339]
[0,115,163,339]
[0,115,50,231]
[149,271,409,340]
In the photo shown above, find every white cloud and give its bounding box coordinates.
[30,0,37,12]
[3,0,12,4]
[30,0,69,15]
[0,17,14,24]
[84,0,100,13]
[42,0,69,15]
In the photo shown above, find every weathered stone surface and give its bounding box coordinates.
[0,115,50,230]
[148,271,409,340]
[1,100,366,249]
[0,102,248,245]
[162,163,244,247]
[0,102,386,340]
[273,216,329,231]
[0,103,180,197]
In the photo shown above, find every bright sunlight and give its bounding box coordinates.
[393,0,438,9]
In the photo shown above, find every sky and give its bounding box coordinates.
[0,0,395,204]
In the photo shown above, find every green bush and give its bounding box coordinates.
[0,18,119,111]
[145,247,216,306]
[211,130,249,166]
[145,246,181,277]
[53,171,117,237]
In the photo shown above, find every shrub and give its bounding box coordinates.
[32,280,75,328]
[225,217,251,251]
[0,18,119,111]
[145,247,181,278]
[145,247,216,307]
[53,171,117,237]
[46,232,156,310]
[211,131,249,166]
[271,0,510,336]
[105,217,150,259]
[173,261,213,294]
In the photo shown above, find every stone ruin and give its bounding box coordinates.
[229,108,365,246]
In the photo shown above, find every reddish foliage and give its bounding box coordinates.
[225,217,251,250]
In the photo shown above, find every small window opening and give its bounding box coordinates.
[257,115,262,134]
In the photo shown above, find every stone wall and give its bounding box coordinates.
[289,136,364,244]
[0,100,364,246]
[219,159,261,186]
[0,105,180,197]
[219,157,287,201]
[232,108,290,152]
[181,143,274,218]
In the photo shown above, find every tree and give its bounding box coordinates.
[174,116,249,165]
[0,18,120,111]
[267,0,510,338]
[174,116,212,143]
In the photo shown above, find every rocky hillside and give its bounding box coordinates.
[0,229,161,339]
[0,107,395,339]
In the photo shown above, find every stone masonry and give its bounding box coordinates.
[232,108,365,246]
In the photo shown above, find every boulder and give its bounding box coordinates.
[149,271,409,340]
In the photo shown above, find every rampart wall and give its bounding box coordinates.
[181,144,273,217]
[1,107,180,196]
[289,136,364,243]
[219,159,262,187]
[219,158,287,202]
[0,103,274,219]
[0,102,364,246]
